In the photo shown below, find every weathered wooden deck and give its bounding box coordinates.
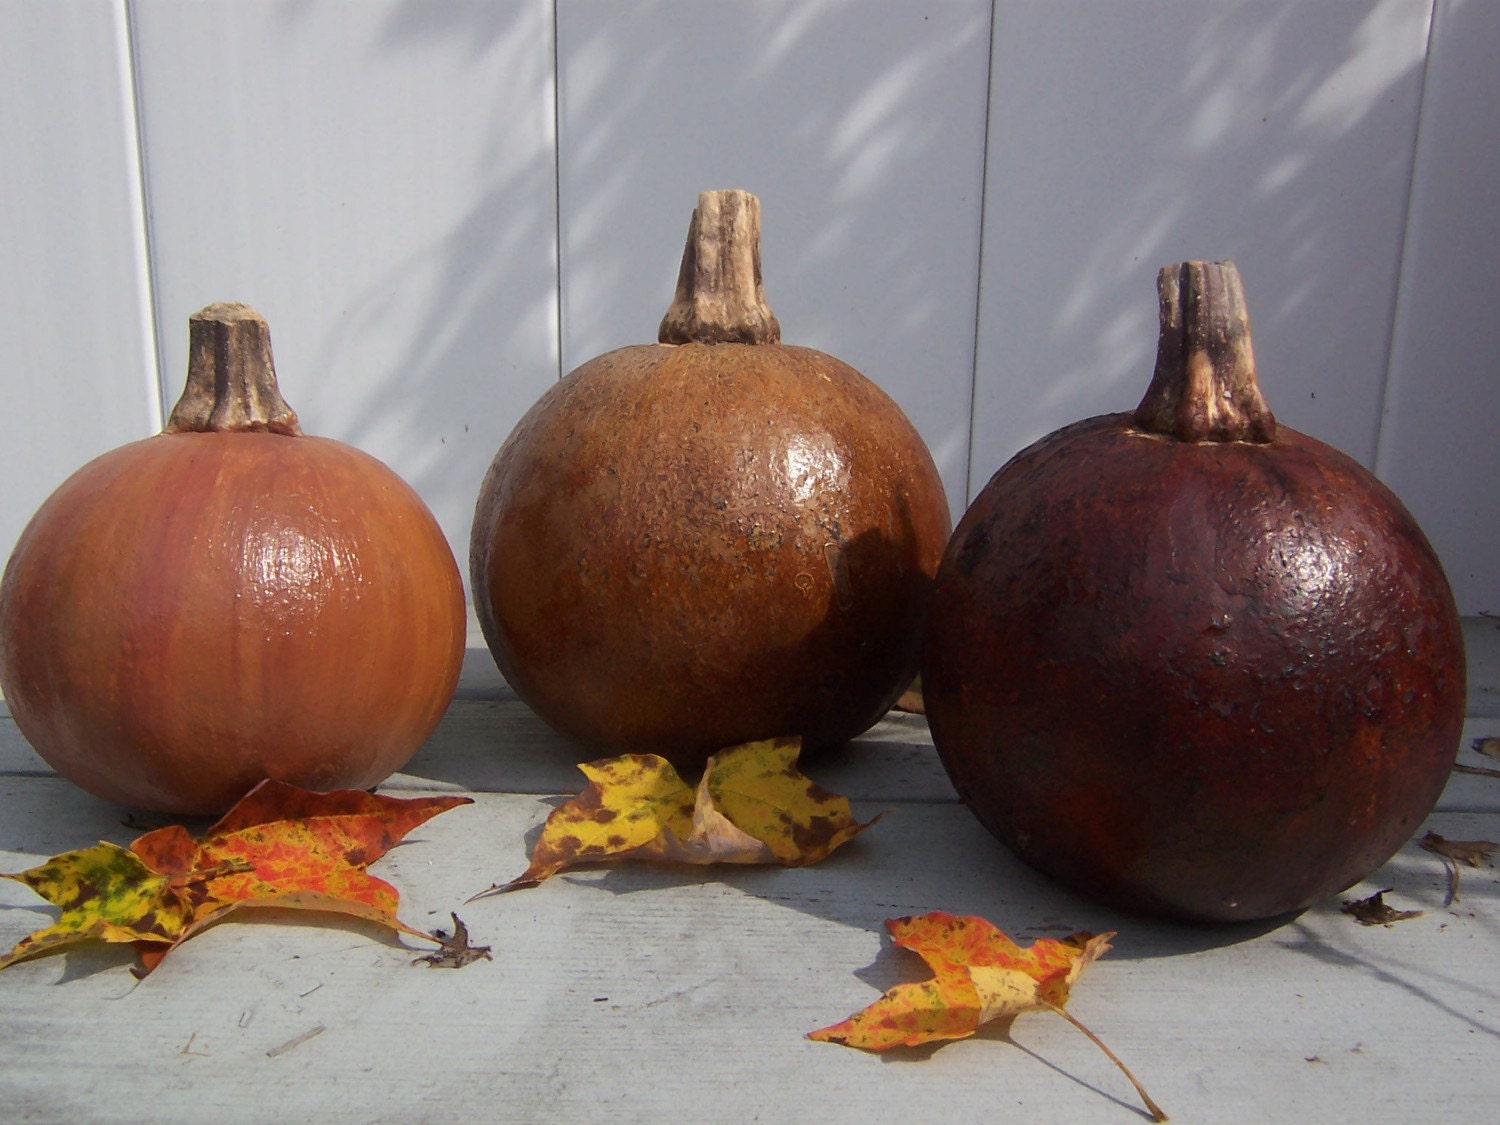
[3,619,1497,1123]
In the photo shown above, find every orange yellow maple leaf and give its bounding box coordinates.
[809,913,1165,1121]
[475,737,880,896]
[1,780,472,975]
[809,913,1113,1049]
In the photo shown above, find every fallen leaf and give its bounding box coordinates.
[1,780,471,974]
[701,738,878,865]
[413,912,492,969]
[473,738,879,897]
[809,913,1112,1048]
[1420,832,1497,867]
[1456,736,1500,778]
[0,843,191,968]
[1419,831,1497,906]
[809,913,1164,1122]
[1340,889,1423,927]
[893,675,925,715]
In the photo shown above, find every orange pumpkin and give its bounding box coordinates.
[0,304,465,814]
[471,191,951,769]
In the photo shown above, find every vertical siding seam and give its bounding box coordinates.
[1374,0,1440,479]
[118,0,163,429]
[962,0,999,507]
[550,0,565,382]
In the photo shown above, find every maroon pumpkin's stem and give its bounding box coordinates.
[659,189,782,346]
[1133,261,1275,444]
[165,302,302,435]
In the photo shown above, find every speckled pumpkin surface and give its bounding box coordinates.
[471,192,949,769]
[924,262,1465,922]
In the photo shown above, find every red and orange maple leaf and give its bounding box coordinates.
[2,779,471,975]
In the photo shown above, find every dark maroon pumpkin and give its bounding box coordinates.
[924,261,1465,922]
[471,190,950,770]
[0,304,465,814]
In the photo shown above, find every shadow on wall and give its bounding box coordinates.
[550,0,993,516]
[239,3,1435,580]
[258,1,990,576]
[973,0,1434,490]
[201,1,563,599]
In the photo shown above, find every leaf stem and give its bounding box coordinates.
[1041,999,1168,1123]
[1454,763,1500,779]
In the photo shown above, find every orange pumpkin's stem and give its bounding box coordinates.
[1133,260,1275,444]
[166,303,302,435]
[658,189,782,346]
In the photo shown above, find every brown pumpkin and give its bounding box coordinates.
[0,304,465,814]
[471,190,951,769]
[924,261,1465,922]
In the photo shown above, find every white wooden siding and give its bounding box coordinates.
[2,0,1495,613]
[1,1,160,550]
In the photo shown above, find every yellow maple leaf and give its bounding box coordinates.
[474,738,880,896]
[810,913,1165,1122]
[0,843,190,968]
[497,754,698,890]
[704,737,877,865]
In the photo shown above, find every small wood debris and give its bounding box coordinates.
[266,1024,326,1058]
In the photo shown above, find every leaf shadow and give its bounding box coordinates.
[160,906,427,965]
[845,936,929,997]
[998,1028,1157,1122]
[49,943,142,986]
[501,778,1300,965]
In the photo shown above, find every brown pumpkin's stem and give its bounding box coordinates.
[1133,261,1274,444]
[165,302,302,435]
[658,189,782,346]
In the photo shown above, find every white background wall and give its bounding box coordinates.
[3,0,1495,613]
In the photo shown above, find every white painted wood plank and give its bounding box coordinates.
[128,1,559,584]
[0,0,159,564]
[973,1,1431,496]
[555,0,992,513]
[1377,0,1500,615]
[2,777,1497,1123]
[1466,616,1500,720]
[3,618,1495,1121]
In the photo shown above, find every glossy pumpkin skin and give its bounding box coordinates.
[0,430,465,815]
[471,340,951,769]
[925,414,1465,922]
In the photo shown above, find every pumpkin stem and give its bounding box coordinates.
[659,189,781,346]
[1133,261,1275,444]
[165,303,302,435]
